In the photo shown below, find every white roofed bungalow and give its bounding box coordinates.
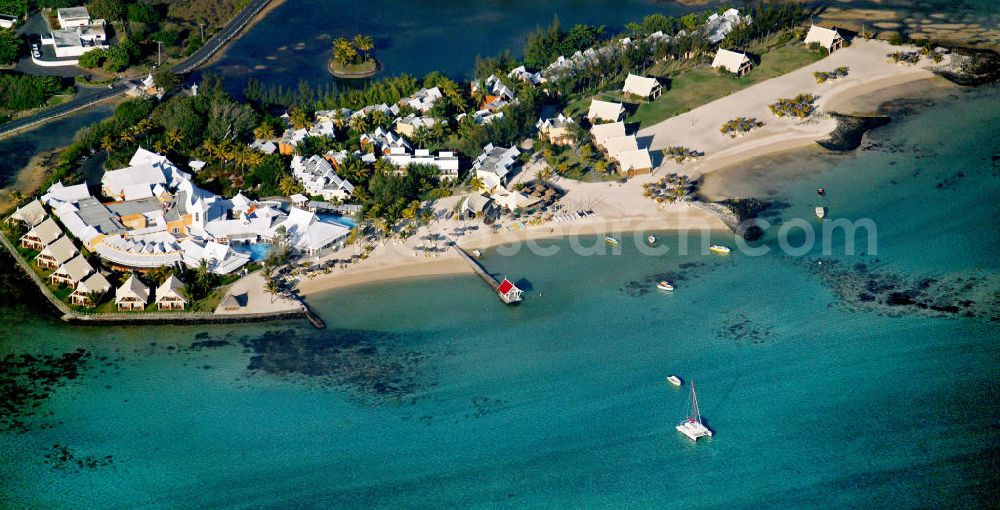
[180,239,251,275]
[70,272,111,306]
[36,236,78,269]
[40,181,90,206]
[472,144,520,192]
[269,208,350,256]
[536,114,577,146]
[622,74,662,100]
[20,217,62,250]
[590,121,627,149]
[291,155,355,201]
[712,49,753,76]
[8,199,47,227]
[805,25,845,53]
[587,99,626,123]
[383,149,460,181]
[615,148,653,176]
[115,274,150,311]
[50,254,94,287]
[155,275,188,310]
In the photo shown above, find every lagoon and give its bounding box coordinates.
[1,82,998,507]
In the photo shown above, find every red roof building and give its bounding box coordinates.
[496,278,522,303]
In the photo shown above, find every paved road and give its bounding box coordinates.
[174,0,271,74]
[0,0,272,138]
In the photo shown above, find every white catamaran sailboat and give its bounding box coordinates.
[676,380,713,441]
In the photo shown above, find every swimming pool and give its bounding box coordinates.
[233,243,273,261]
[318,214,357,228]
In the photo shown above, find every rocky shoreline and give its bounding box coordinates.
[817,113,892,152]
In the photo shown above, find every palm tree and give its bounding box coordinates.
[332,37,356,66]
[289,108,312,130]
[264,277,281,303]
[166,129,183,149]
[253,123,276,140]
[101,136,115,154]
[279,175,301,197]
[469,176,486,192]
[352,34,374,62]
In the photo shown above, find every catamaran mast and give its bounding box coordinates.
[691,380,700,423]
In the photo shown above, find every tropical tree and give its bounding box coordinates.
[332,37,357,66]
[264,277,281,303]
[352,34,374,62]
[279,175,302,196]
[469,176,486,192]
[253,123,276,140]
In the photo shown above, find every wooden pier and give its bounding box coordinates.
[452,247,522,304]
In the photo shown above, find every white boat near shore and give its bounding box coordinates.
[667,375,682,387]
[709,245,731,255]
[605,236,619,245]
[647,235,656,244]
[815,206,826,219]
[657,281,674,291]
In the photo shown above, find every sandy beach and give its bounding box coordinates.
[297,40,950,297]
[640,39,948,181]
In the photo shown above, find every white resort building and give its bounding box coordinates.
[44,7,108,58]
[116,274,150,311]
[473,144,521,191]
[805,25,845,53]
[622,74,662,100]
[291,155,355,201]
[712,48,753,76]
[155,275,188,310]
[587,99,626,123]
[536,114,577,146]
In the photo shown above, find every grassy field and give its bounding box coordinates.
[628,44,826,128]
[565,43,827,129]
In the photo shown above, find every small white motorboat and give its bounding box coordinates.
[472,249,482,258]
[647,235,656,244]
[709,245,731,255]
[605,236,620,245]
[667,375,682,387]
[815,206,826,219]
[657,281,674,291]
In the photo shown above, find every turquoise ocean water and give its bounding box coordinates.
[1,83,998,506]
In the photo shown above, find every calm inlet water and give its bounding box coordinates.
[1,83,998,506]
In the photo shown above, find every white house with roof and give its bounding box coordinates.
[400,87,443,113]
[8,199,46,227]
[44,18,108,58]
[508,65,544,86]
[591,121,627,150]
[36,236,78,269]
[703,8,750,45]
[291,155,355,201]
[70,272,110,306]
[360,127,412,155]
[614,149,653,176]
[40,181,90,206]
[473,144,520,191]
[269,208,350,255]
[712,48,753,76]
[394,114,437,137]
[383,148,460,181]
[155,275,187,310]
[101,147,189,200]
[57,7,91,28]
[20,218,62,250]
[50,254,94,287]
[622,74,662,99]
[115,274,150,311]
[805,25,845,53]
[180,239,251,275]
[537,114,577,146]
[587,99,626,123]
[250,139,277,155]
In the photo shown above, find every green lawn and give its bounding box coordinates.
[564,43,827,130]
[628,44,826,128]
